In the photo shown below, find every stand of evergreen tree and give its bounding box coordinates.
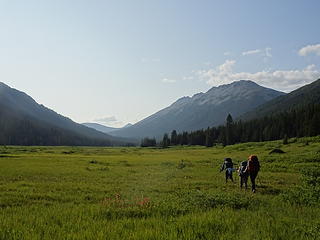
[140,137,157,147]
[159,103,320,147]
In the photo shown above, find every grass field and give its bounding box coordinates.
[0,137,320,239]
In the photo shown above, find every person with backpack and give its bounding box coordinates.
[220,158,234,183]
[238,160,249,189]
[245,155,260,193]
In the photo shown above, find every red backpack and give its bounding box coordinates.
[248,155,260,172]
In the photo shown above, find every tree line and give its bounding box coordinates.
[141,103,320,147]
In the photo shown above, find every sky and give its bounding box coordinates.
[0,0,320,127]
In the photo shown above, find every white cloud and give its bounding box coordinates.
[242,47,272,60]
[242,47,272,58]
[242,49,261,56]
[197,60,320,92]
[223,51,231,56]
[298,44,320,56]
[162,78,176,83]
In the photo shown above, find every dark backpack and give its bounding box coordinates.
[225,158,233,169]
[239,161,248,176]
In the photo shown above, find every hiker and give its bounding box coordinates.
[238,161,249,189]
[220,158,234,183]
[245,155,260,193]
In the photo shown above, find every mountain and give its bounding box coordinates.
[82,122,119,134]
[0,82,134,146]
[111,80,285,139]
[241,78,320,121]
[82,122,133,134]
[123,123,133,128]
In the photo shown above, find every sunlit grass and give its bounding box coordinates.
[0,137,320,239]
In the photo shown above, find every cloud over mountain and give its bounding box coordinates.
[198,60,319,92]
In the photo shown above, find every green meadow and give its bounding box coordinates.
[0,137,320,240]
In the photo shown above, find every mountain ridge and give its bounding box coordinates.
[240,78,320,121]
[110,80,285,139]
[82,122,119,134]
[0,82,135,146]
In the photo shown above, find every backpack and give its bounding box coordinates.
[225,158,233,169]
[239,161,248,176]
[248,155,260,172]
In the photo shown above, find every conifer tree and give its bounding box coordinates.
[161,133,170,148]
[225,113,234,145]
[171,130,178,145]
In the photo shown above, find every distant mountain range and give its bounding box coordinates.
[0,82,135,146]
[82,123,119,133]
[82,122,133,134]
[2,78,319,146]
[111,80,285,139]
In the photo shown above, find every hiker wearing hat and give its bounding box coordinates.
[220,158,234,183]
[245,155,260,193]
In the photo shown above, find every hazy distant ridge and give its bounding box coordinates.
[82,122,133,134]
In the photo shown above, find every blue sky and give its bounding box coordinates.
[0,0,320,127]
